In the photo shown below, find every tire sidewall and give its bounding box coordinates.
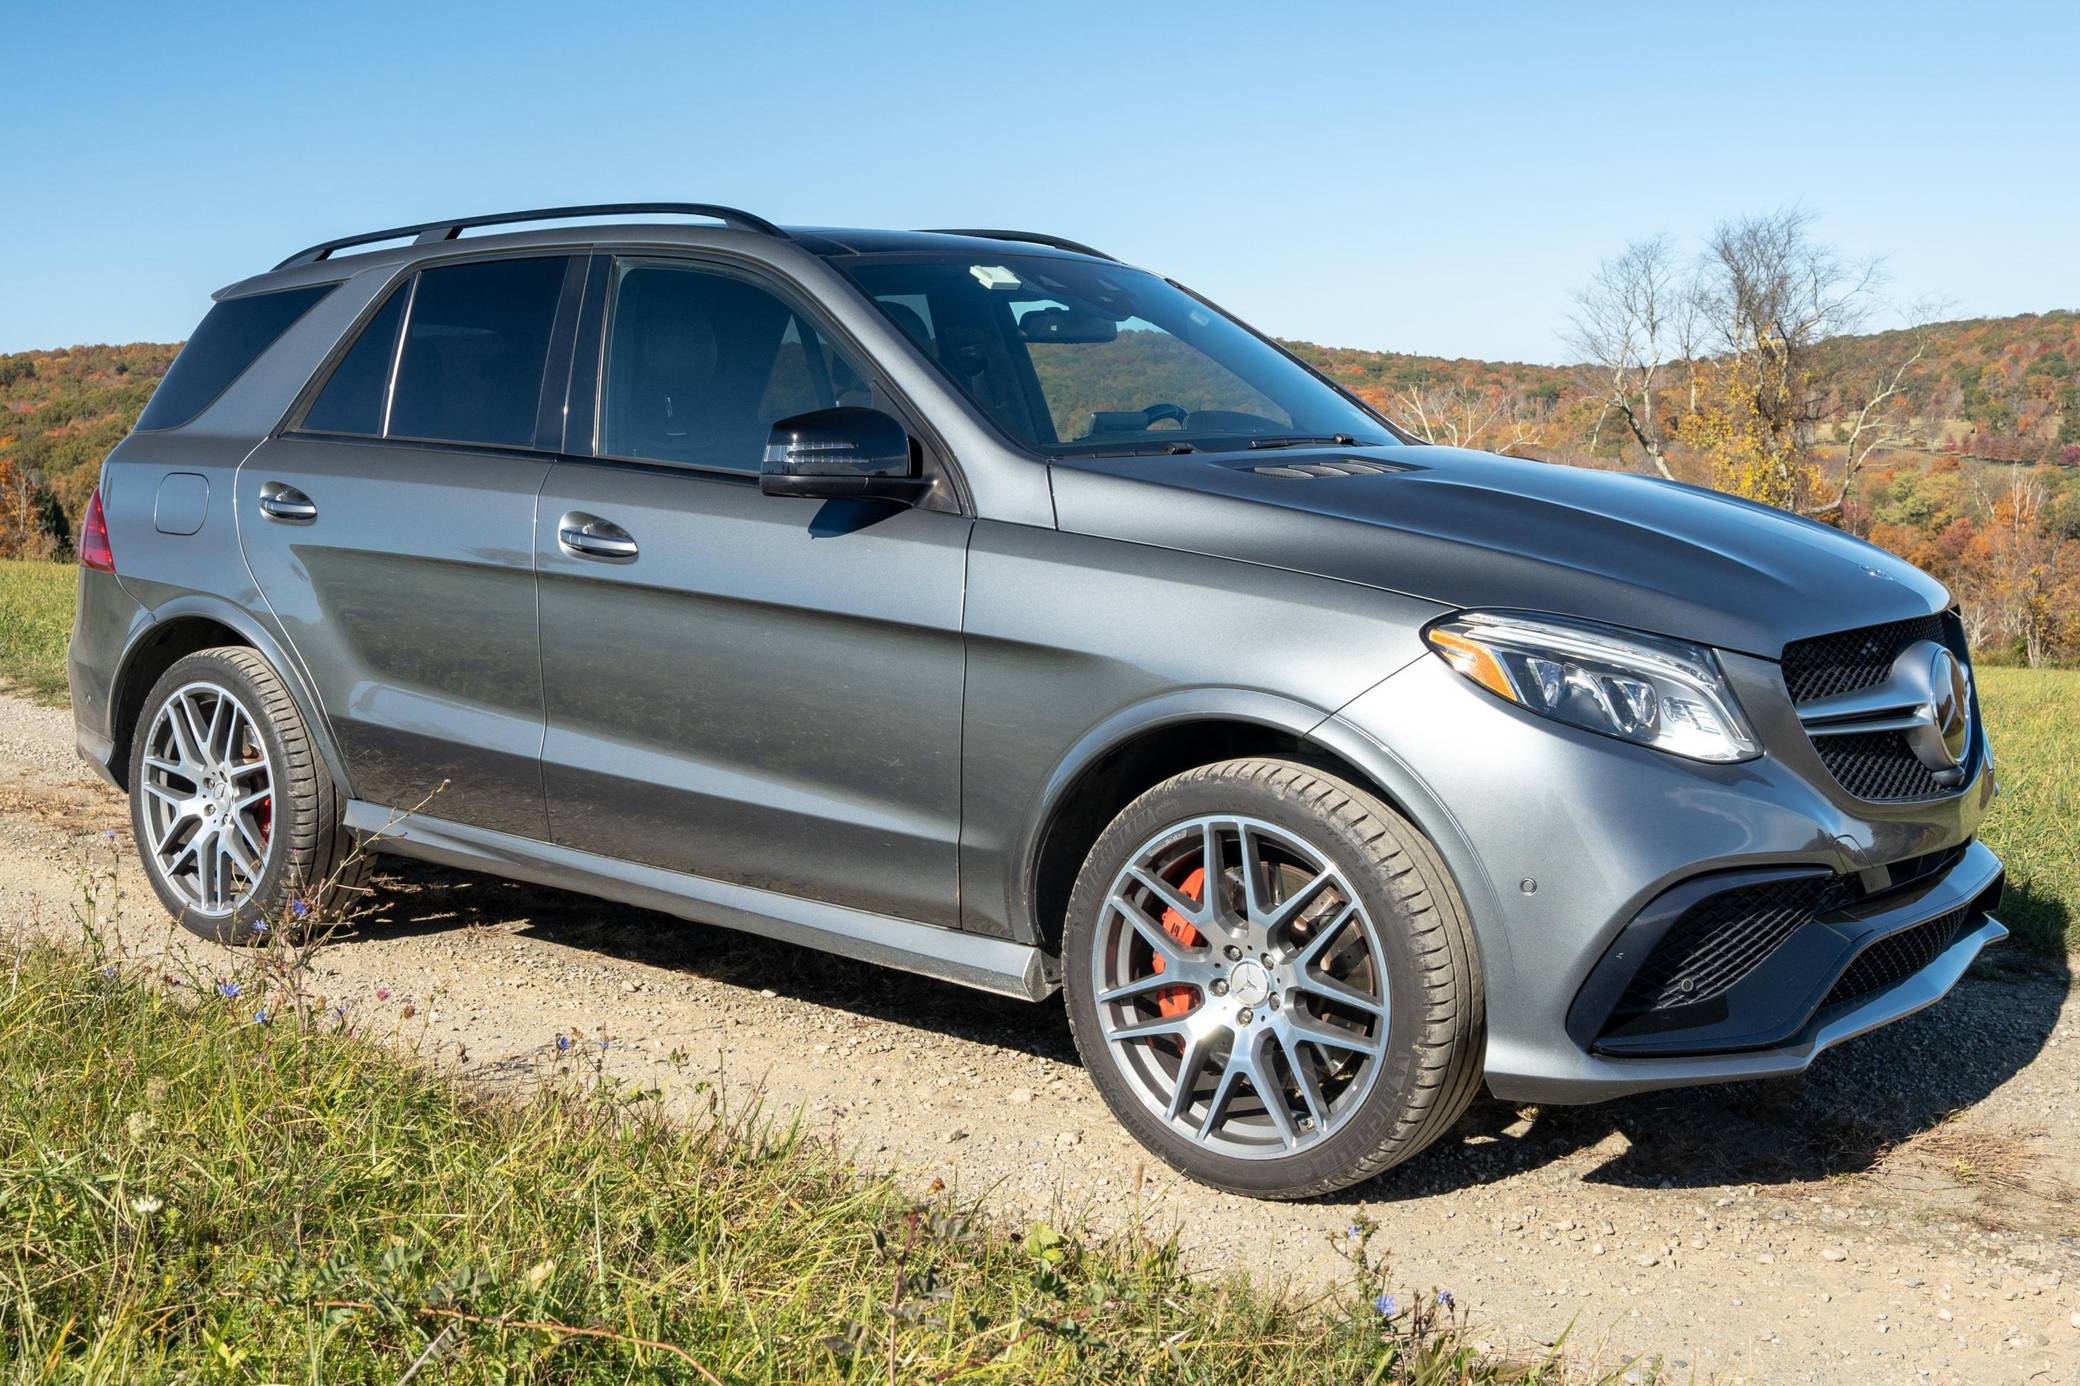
[1063,765,1450,1197]
[128,652,300,944]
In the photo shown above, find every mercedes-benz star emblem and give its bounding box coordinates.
[1898,641,1972,783]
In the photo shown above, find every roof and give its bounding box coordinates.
[224,206,1117,300]
[273,204,1110,272]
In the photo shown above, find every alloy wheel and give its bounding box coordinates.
[138,680,275,917]
[1089,815,1390,1159]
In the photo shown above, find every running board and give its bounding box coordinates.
[342,803,1057,1001]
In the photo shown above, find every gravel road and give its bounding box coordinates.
[2,689,2074,1383]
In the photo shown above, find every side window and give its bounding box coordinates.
[600,259,876,472]
[137,284,334,431]
[388,257,567,447]
[302,283,407,435]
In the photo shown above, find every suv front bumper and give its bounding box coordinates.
[1329,648,2002,1106]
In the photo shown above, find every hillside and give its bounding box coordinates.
[0,342,179,555]
[2,310,2074,551]
[1284,310,2080,467]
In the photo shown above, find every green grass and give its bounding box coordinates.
[0,938,1547,1384]
[0,558,74,704]
[1975,667,2078,956]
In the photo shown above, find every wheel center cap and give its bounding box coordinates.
[1229,960,1271,1008]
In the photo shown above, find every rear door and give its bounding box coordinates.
[534,255,971,925]
[237,254,584,838]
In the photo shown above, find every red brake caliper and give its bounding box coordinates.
[1149,866,1207,1019]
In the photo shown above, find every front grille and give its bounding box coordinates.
[1820,905,1972,1010]
[1783,612,1969,803]
[1614,875,1832,1017]
[1781,614,1947,704]
[1813,731,1951,802]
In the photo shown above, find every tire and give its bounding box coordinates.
[127,646,367,944]
[1062,757,1484,1199]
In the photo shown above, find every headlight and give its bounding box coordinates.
[1424,612,1760,763]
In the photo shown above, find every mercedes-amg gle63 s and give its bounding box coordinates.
[70,205,2004,1198]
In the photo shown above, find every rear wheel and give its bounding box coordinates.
[1062,758,1484,1199]
[128,647,365,943]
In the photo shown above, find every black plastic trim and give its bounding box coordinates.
[1565,863,1832,1050]
[1583,842,2004,1058]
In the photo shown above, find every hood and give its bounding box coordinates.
[1047,445,1949,658]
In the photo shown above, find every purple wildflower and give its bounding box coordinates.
[1437,1290,1454,1310]
[252,1009,269,1026]
[556,1034,571,1052]
[216,980,242,999]
[100,965,117,980]
[250,920,269,936]
[1374,1292,1397,1318]
[288,898,311,920]
[374,988,391,1001]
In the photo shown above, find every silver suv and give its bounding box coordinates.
[68,204,2005,1198]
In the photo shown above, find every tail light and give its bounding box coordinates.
[80,487,116,573]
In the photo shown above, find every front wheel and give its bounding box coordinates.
[128,646,366,943]
[1062,758,1484,1199]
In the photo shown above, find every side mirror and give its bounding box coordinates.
[759,407,931,504]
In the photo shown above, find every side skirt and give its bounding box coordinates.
[343,802,1059,1001]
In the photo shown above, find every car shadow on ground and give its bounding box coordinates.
[339,857,1086,1061]
[338,858,2069,1199]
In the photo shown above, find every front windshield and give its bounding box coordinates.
[840,253,1395,456]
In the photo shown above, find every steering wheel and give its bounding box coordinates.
[1137,402,1189,430]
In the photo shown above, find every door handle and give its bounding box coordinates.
[257,481,318,522]
[557,512,639,561]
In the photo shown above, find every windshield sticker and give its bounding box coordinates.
[969,264,1023,290]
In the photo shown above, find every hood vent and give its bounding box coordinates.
[1249,458,1411,480]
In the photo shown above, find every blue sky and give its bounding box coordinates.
[3,1,2074,361]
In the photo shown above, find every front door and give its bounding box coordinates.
[237,254,581,838]
[535,257,970,926]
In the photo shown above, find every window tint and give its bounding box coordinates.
[136,285,333,431]
[387,257,567,447]
[302,283,407,435]
[844,255,1388,456]
[600,260,881,472]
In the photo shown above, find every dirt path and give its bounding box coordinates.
[2,690,2074,1383]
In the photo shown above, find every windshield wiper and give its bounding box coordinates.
[1075,442,1199,458]
[1246,433,1374,450]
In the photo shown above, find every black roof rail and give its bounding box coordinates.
[274,202,790,270]
[917,228,1117,262]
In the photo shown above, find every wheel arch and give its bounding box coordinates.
[108,596,350,800]
[1017,691,1504,988]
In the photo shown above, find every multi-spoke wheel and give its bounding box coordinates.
[128,647,366,943]
[1064,758,1484,1199]
[139,681,275,917]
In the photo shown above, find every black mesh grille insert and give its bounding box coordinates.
[1614,875,1832,1016]
[1820,906,1972,1010]
[1780,613,1947,705]
[1814,731,1951,802]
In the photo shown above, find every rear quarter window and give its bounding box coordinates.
[136,285,334,431]
[386,257,568,448]
[301,283,409,436]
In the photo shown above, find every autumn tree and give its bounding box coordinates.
[1568,234,1699,481]
[1388,381,1547,455]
